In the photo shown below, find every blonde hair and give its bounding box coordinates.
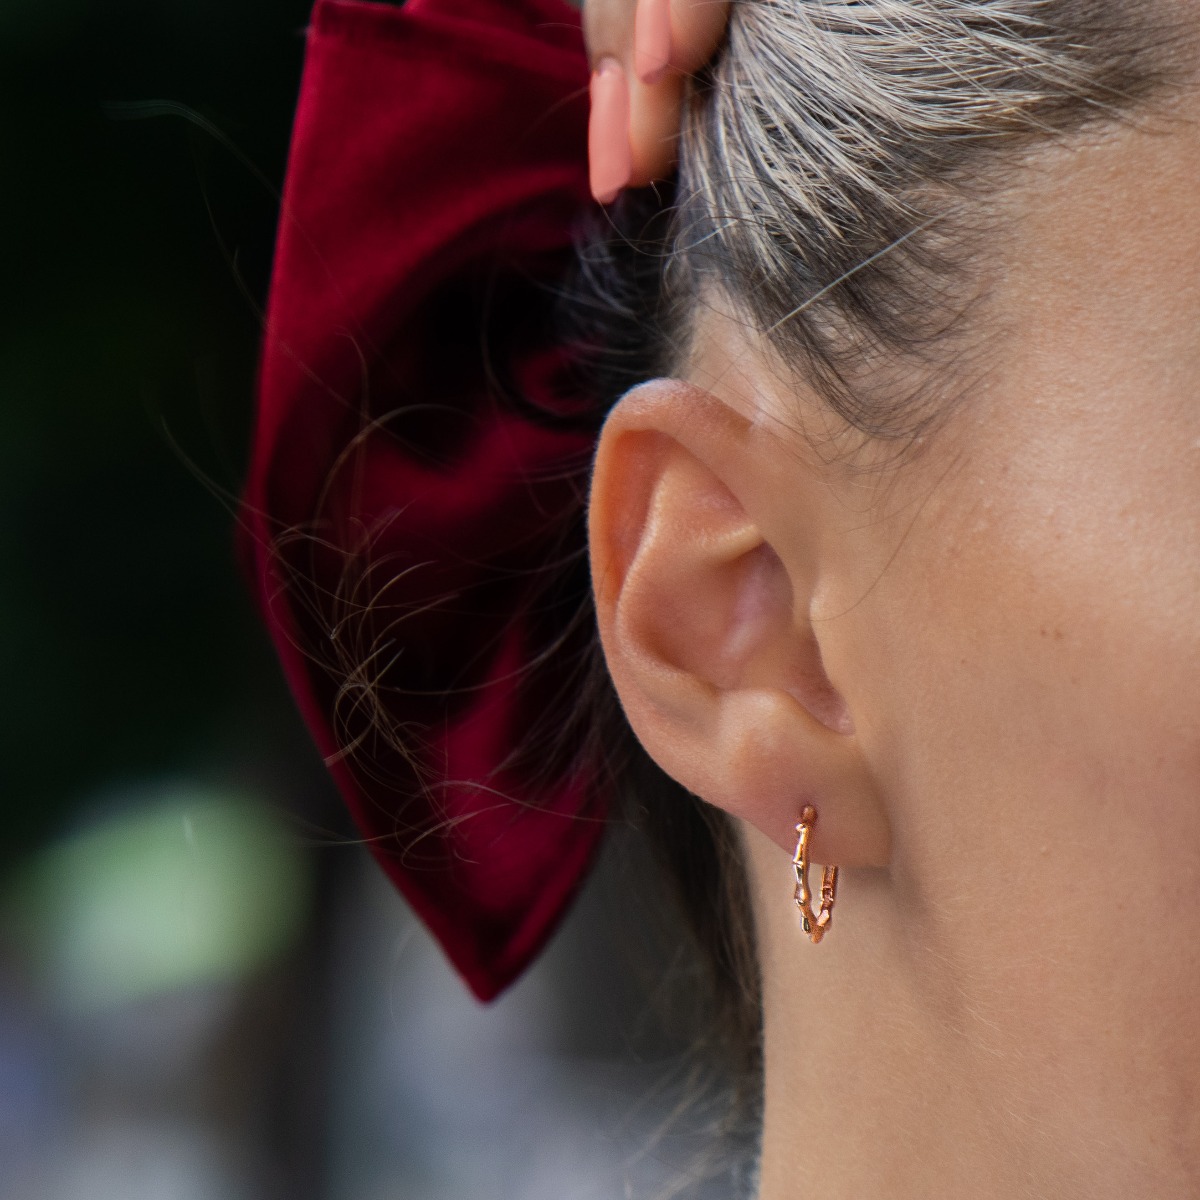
[670,0,1181,436]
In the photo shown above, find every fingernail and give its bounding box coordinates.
[588,59,632,205]
[633,0,672,85]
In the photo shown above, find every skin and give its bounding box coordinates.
[587,80,1200,1200]
[584,0,729,186]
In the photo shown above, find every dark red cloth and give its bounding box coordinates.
[242,0,602,1000]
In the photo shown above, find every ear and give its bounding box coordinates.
[589,378,890,868]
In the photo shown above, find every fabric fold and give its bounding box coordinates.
[241,0,601,1000]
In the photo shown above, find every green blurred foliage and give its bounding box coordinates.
[11,786,311,1010]
[0,0,320,858]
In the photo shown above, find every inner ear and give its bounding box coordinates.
[593,385,855,747]
[725,541,853,736]
[635,468,851,741]
[792,619,854,736]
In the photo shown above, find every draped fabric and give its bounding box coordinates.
[242,0,603,1000]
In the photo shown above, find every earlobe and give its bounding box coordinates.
[589,378,890,869]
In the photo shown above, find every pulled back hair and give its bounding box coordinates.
[565,0,1186,1107]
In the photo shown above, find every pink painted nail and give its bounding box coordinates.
[633,0,672,85]
[588,59,633,205]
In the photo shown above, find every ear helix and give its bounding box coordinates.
[792,805,839,943]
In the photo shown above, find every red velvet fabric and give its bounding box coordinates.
[242,0,602,1000]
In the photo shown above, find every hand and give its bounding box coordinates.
[583,0,731,203]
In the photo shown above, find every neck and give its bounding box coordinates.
[742,825,1198,1200]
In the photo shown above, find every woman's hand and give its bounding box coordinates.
[583,0,730,203]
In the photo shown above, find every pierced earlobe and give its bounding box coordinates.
[793,805,839,943]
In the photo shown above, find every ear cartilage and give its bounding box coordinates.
[793,804,839,943]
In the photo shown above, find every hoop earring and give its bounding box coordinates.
[793,805,838,944]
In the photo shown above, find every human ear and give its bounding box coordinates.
[588,378,890,867]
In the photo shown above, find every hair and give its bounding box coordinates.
[563,0,1188,1123]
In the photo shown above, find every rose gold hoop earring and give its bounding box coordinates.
[793,805,838,944]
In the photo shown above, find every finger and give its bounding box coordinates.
[633,0,673,84]
[589,58,633,204]
[634,0,730,84]
[668,0,731,75]
[585,0,730,76]
[628,68,683,186]
[586,0,681,195]
[583,0,635,70]
[588,58,679,197]
[583,0,730,198]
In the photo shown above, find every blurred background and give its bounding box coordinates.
[0,2,753,1197]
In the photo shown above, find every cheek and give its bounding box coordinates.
[872,100,1200,893]
[909,99,1200,858]
[858,371,1200,828]
[835,402,1200,1100]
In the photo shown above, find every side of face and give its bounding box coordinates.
[588,96,1200,1156]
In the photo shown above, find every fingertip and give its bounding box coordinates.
[589,58,633,204]
[633,0,672,85]
[626,69,682,187]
